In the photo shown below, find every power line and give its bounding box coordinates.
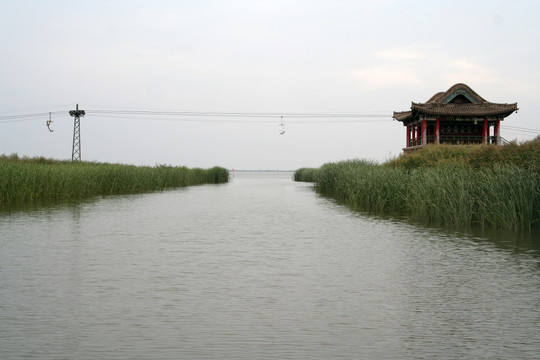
[86,109,390,119]
[503,125,540,134]
[0,111,65,123]
[91,114,390,123]
[0,108,391,124]
[2,109,538,134]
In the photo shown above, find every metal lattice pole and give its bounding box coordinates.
[69,104,85,161]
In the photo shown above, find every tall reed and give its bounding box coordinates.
[298,138,540,230]
[315,160,407,214]
[0,155,229,206]
[293,168,319,182]
[386,137,540,176]
[307,159,539,231]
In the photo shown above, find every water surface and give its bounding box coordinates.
[1,172,539,359]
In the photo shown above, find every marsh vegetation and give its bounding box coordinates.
[0,154,229,206]
[295,138,540,230]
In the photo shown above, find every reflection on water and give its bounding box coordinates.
[1,172,539,359]
[467,227,540,252]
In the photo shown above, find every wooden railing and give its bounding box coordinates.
[408,135,499,147]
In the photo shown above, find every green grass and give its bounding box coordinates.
[404,164,538,229]
[295,137,540,230]
[0,154,229,206]
[293,167,319,182]
[313,159,408,215]
[385,138,540,176]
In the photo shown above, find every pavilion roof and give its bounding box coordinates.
[393,83,518,123]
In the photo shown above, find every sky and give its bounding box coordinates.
[1,0,539,170]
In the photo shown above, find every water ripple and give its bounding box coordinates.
[1,172,539,359]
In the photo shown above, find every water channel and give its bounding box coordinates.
[1,172,539,359]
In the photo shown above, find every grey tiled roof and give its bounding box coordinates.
[392,110,412,121]
[411,102,518,117]
[393,83,518,122]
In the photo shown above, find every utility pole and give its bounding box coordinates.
[69,104,85,161]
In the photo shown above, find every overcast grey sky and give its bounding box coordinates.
[1,0,539,169]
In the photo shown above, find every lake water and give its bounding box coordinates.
[1,172,539,359]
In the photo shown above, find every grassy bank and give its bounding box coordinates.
[0,155,229,206]
[295,138,540,230]
[385,139,540,176]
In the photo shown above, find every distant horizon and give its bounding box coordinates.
[231,169,295,172]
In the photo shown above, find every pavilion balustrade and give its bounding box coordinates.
[408,135,498,147]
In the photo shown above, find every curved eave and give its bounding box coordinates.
[392,110,412,123]
[411,102,518,118]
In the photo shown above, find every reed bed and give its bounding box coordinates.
[314,160,408,215]
[297,138,540,230]
[386,139,540,176]
[0,155,229,206]
[293,167,319,182]
[311,160,539,230]
[405,165,538,229]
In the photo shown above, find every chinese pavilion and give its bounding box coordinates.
[393,83,518,150]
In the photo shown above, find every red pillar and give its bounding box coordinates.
[435,118,440,144]
[416,122,421,146]
[482,118,488,144]
[406,124,411,148]
[495,120,501,145]
[421,118,427,145]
